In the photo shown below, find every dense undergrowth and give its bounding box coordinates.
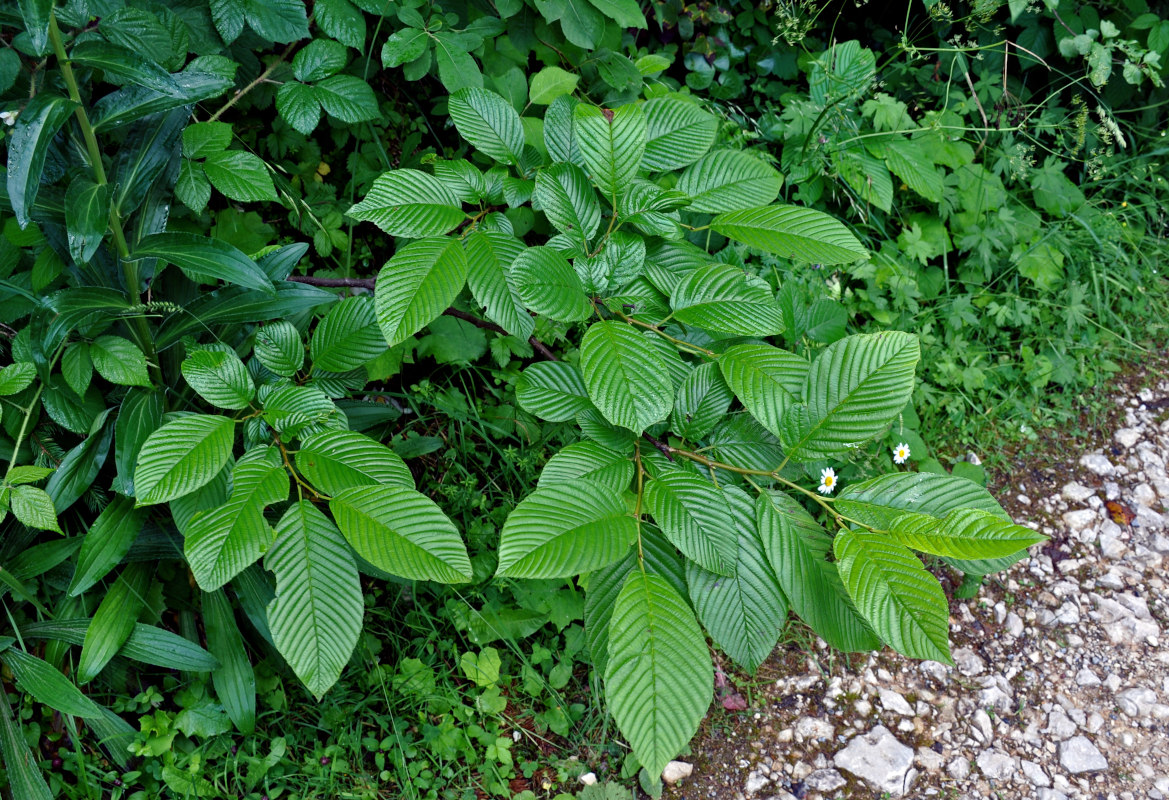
[0,0,1166,798]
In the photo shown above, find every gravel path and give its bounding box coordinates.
[666,377,1169,800]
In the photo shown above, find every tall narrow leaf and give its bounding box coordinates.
[574,104,646,199]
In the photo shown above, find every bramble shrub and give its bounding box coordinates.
[20,0,1169,794]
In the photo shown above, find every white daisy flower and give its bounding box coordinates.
[893,442,911,464]
[0,110,19,127]
[818,467,837,495]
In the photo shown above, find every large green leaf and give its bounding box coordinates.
[202,589,256,734]
[579,321,672,433]
[756,492,879,652]
[448,87,524,165]
[19,619,219,671]
[833,529,952,663]
[131,232,274,293]
[514,361,593,421]
[181,349,254,410]
[670,362,733,441]
[543,95,581,164]
[185,448,288,591]
[463,231,534,339]
[347,170,465,237]
[296,430,413,495]
[605,572,712,779]
[113,389,163,496]
[330,486,472,583]
[496,480,636,578]
[65,177,110,264]
[89,336,151,388]
[687,486,787,672]
[134,414,237,505]
[3,649,104,718]
[534,163,602,242]
[265,501,362,699]
[675,150,782,213]
[17,0,53,55]
[718,343,808,438]
[574,104,646,199]
[510,245,592,322]
[77,564,150,683]
[309,296,385,372]
[642,97,717,172]
[888,508,1044,560]
[537,441,633,493]
[835,472,1008,528]
[374,237,468,347]
[203,151,278,202]
[68,497,145,597]
[780,332,919,461]
[670,263,786,336]
[710,204,867,264]
[644,472,737,576]
[7,93,76,228]
[585,0,645,27]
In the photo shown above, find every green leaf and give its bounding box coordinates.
[293,38,349,82]
[310,295,385,371]
[780,332,919,461]
[265,501,362,699]
[463,231,534,339]
[331,486,472,583]
[6,93,76,228]
[718,343,808,438]
[261,384,337,437]
[89,336,151,388]
[254,320,304,377]
[177,161,212,212]
[579,321,672,433]
[833,529,952,663]
[381,27,429,68]
[544,95,581,164]
[642,97,718,172]
[433,32,484,93]
[68,497,145,597]
[113,389,163,497]
[449,88,525,165]
[671,263,786,336]
[835,472,1008,531]
[0,362,35,395]
[45,412,114,512]
[687,486,787,672]
[204,151,279,203]
[515,361,593,421]
[243,0,310,42]
[17,0,53,55]
[9,485,61,532]
[78,564,150,683]
[675,150,782,213]
[586,0,644,25]
[20,619,218,671]
[711,204,868,264]
[295,430,413,495]
[756,492,879,652]
[313,75,379,123]
[496,481,636,578]
[67,40,180,95]
[553,0,605,48]
[671,362,733,441]
[182,349,254,410]
[3,649,104,718]
[276,81,322,134]
[529,66,579,104]
[65,177,110,265]
[315,0,366,48]
[110,107,187,215]
[0,682,52,800]
[534,163,601,242]
[347,171,465,238]
[888,508,1044,560]
[202,589,256,734]
[574,104,646,199]
[182,121,232,158]
[644,472,737,575]
[185,448,288,591]
[510,246,592,322]
[134,414,237,505]
[5,466,53,486]
[374,237,468,347]
[605,572,712,779]
[538,441,633,493]
[132,232,274,293]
